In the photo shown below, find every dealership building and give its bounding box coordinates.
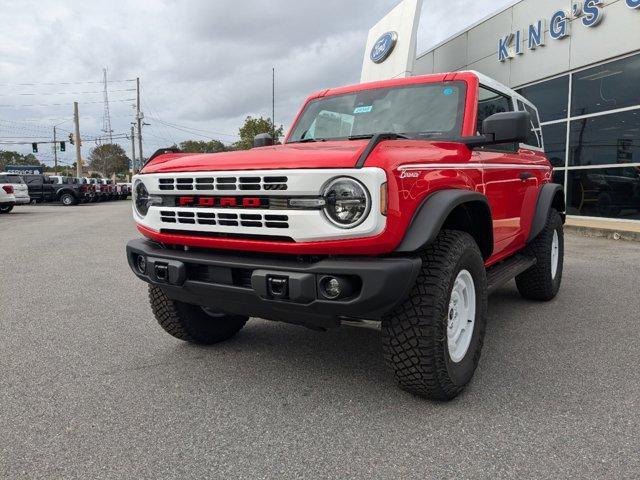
[366,0,640,223]
[414,0,640,222]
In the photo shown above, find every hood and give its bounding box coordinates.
[141,141,370,174]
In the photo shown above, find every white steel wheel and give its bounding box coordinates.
[550,230,559,280]
[447,269,476,363]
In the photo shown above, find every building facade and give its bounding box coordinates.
[414,0,640,221]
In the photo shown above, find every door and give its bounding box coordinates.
[25,175,43,201]
[475,86,528,256]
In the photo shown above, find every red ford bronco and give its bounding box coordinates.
[127,71,565,400]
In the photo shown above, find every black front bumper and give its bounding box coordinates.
[126,238,421,329]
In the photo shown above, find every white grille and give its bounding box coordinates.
[159,210,289,229]
[158,175,287,192]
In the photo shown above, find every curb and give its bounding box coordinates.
[564,224,640,243]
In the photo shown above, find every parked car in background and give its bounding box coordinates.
[0,173,30,207]
[81,177,98,202]
[95,179,109,200]
[48,176,83,206]
[87,178,104,201]
[118,183,131,199]
[0,181,16,213]
[76,177,95,203]
[21,174,56,203]
[22,174,82,206]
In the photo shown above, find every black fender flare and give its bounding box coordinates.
[395,189,493,259]
[56,188,78,199]
[527,183,566,243]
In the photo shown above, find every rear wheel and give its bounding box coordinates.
[381,230,487,400]
[148,285,248,344]
[515,208,564,301]
[0,205,14,213]
[60,193,77,206]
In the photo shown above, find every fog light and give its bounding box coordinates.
[322,277,341,299]
[136,255,147,274]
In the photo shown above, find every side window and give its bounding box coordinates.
[477,86,512,134]
[517,99,543,148]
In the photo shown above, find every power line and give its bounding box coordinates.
[147,115,238,139]
[0,79,135,87]
[0,88,136,97]
[0,98,136,108]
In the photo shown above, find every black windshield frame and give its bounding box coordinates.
[287,81,467,144]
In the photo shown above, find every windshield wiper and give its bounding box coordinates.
[348,133,410,140]
[290,137,327,143]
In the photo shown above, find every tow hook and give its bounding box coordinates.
[267,276,289,299]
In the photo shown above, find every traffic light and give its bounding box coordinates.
[68,133,74,145]
[32,143,38,153]
[60,141,66,152]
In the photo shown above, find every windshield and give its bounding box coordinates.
[288,81,466,143]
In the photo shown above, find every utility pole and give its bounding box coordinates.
[102,67,113,143]
[73,102,82,178]
[272,67,275,139]
[53,126,58,174]
[130,125,136,175]
[136,77,144,165]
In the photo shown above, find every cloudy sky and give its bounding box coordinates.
[0,0,513,167]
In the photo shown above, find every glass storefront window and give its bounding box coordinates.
[542,123,567,167]
[568,110,640,167]
[571,54,640,117]
[517,76,569,122]
[566,167,640,220]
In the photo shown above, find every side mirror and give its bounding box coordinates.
[253,133,274,148]
[462,111,531,149]
[483,111,531,144]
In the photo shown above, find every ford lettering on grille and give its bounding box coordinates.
[176,196,265,208]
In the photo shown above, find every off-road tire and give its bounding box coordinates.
[381,230,488,401]
[148,285,248,344]
[515,208,563,301]
[0,205,14,213]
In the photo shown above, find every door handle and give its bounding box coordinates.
[519,171,534,181]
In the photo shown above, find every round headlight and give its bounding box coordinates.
[322,177,370,228]
[133,179,150,217]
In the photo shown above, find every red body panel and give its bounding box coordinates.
[137,73,552,265]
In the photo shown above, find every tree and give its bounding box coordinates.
[235,116,283,150]
[179,140,229,153]
[88,143,130,177]
[0,150,43,172]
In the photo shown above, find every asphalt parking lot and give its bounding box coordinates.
[1,201,639,479]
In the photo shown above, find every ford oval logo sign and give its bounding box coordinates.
[370,31,398,64]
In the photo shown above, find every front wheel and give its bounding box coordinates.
[515,208,564,301]
[148,285,248,344]
[381,230,488,401]
[0,205,14,213]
